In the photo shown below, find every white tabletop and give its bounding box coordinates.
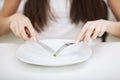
[0,42,120,80]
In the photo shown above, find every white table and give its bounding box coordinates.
[0,42,120,80]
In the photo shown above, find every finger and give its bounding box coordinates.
[24,18,36,40]
[91,28,100,39]
[83,30,93,43]
[84,35,90,43]
[28,23,36,40]
[82,36,87,43]
[17,22,26,38]
[83,25,95,42]
[24,26,31,38]
[19,21,31,39]
[21,29,29,40]
[19,23,29,40]
[76,24,88,42]
[98,26,106,37]
[98,31,104,37]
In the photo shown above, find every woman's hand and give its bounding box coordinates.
[9,13,36,40]
[76,19,112,43]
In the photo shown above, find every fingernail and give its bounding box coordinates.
[83,40,87,44]
[33,37,36,41]
[76,39,80,43]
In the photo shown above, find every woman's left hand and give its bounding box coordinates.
[76,19,111,43]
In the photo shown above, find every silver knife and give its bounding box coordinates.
[24,27,54,53]
[36,39,55,53]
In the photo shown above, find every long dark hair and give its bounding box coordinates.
[24,0,107,32]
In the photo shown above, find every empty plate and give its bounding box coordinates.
[16,39,92,66]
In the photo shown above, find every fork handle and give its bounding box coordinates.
[55,45,67,54]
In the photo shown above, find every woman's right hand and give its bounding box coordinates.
[9,13,36,40]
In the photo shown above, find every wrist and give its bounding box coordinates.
[106,21,115,33]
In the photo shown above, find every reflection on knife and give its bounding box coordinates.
[36,39,55,53]
[24,27,54,53]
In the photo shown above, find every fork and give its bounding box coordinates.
[53,40,83,57]
[53,42,75,57]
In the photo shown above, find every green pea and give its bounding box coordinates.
[53,53,57,57]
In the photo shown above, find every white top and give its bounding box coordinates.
[38,0,83,40]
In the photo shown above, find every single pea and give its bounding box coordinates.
[53,53,57,57]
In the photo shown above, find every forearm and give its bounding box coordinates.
[107,21,120,37]
[0,0,21,36]
[0,16,10,36]
[108,0,120,21]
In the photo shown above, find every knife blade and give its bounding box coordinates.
[36,39,55,53]
[24,27,54,53]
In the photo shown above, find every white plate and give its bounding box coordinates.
[16,39,92,66]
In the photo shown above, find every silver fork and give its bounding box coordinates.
[53,40,82,57]
[53,42,75,57]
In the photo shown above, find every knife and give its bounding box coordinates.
[36,39,55,53]
[24,27,55,53]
